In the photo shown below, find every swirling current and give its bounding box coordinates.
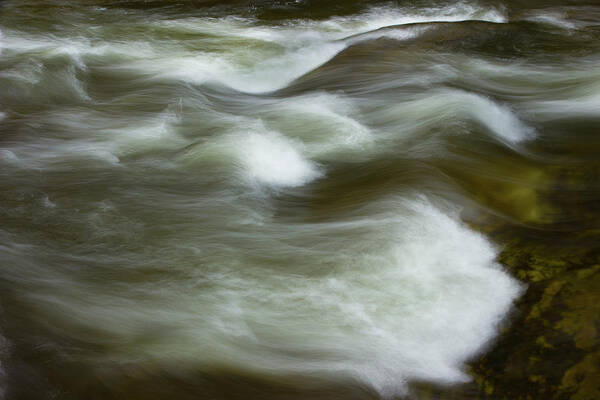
[0,1,599,399]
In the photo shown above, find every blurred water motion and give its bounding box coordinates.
[0,1,599,399]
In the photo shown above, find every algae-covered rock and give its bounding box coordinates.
[559,351,600,400]
[447,158,600,400]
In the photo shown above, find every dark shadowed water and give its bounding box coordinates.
[0,1,599,399]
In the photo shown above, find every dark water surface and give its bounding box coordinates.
[0,1,599,399]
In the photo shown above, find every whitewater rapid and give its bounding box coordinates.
[1,0,599,399]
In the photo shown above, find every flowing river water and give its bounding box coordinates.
[0,1,599,399]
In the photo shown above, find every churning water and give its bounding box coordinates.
[0,0,599,399]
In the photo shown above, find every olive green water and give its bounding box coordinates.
[0,1,599,399]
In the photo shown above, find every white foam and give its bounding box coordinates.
[197,2,505,93]
[0,3,507,95]
[400,90,533,144]
[179,116,323,188]
[0,60,43,85]
[336,2,505,34]
[121,54,232,87]
[458,92,535,143]
[0,109,187,169]
[235,130,322,188]
[0,4,530,396]
[127,3,507,93]
[345,25,430,45]
[259,92,374,158]
[35,197,521,397]
[528,91,600,119]
[141,41,346,93]
[42,195,56,209]
[249,198,520,396]
[456,58,600,121]
[0,149,20,166]
[227,42,347,93]
[522,9,578,30]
